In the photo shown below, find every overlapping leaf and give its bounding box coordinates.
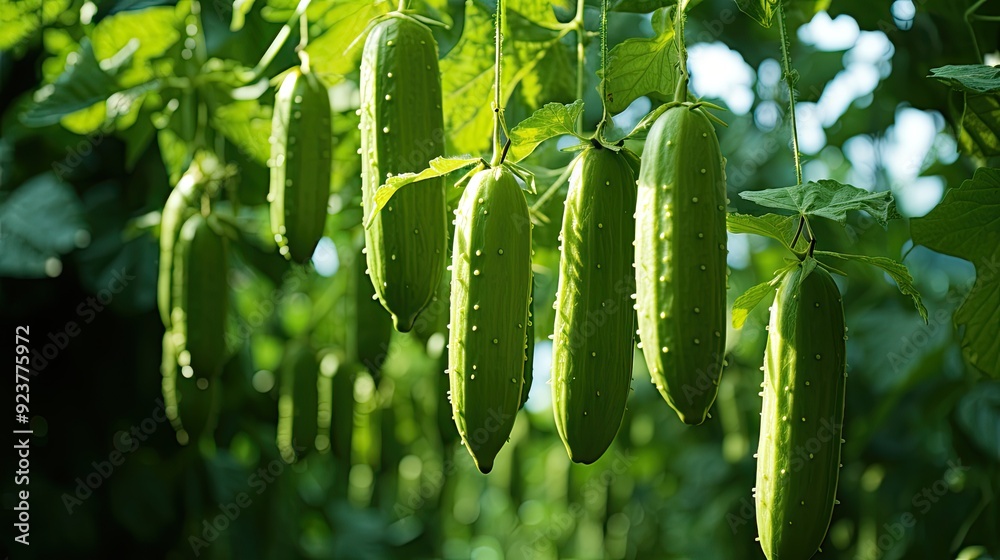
[602,6,678,114]
[911,167,1000,377]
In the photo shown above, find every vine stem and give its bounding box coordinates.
[673,0,689,101]
[965,0,988,62]
[530,160,576,212]
[575,0,586,135]
[491,0,506,166]
[776,0,802,186]
[597,0,609,134]
[776,0,815,251]
[244,0,312,83]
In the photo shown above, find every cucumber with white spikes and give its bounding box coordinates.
[277,341,319,461]
[552,144,637,463]
[520,279,534,410]
[755,259,847,560]
[158,166,204,327]
[447,165,531,474]
[269,65,332,263]
[360,13,447,332]
[170,213,229,379]
[635,102,728,425]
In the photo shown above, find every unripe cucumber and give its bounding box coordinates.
[520,279,534,410]
[161,333,218,445]
[269,66,332,263]
[756,261,847,560]
[635,103,728,425]
[277,341,319,461]
[448,166,532,474]
[360,14,447,332]
[170,214,229,378]
[157,168,204,327]
[552,146,637,463]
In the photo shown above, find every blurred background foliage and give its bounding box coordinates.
[1,0,999,559]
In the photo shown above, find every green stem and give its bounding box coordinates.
[398,0,407,11]
[597,0,609,135]
[672,0,688,101]
[777,0,802,186]
[965,0,988,61]
[245,0,312,83]
[530,160,576,212]
[491,0,505,166]
[777,0,817,251]
[575,0,586,135]
[297,14,311,74]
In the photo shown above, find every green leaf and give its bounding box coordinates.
[22,40,130,127]
[441,1,500,155]
[912,167,1000,377]
[602,6,678,114]
[0,174,88,278]
[506,162,538,195]
[365,156,482,227]
[739,180,897,227]
[911,168,1000,260]
[507,101,585,162]
[91,6,179,88]
[213,100,273,166]
[732,274,785,329]
[610,0,678,13]
[815,251,928,323]
[306,0,391,83]
[507,1,577,109]
[733,0,776,28]
[957,93,1000,158]
[929,65,1000,94]
[0,0,71,51]
[726,213,802,250]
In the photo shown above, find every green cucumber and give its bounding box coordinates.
[635,103,728,425]
[360,13,447,332]
[552,145,637,463]
[755,260,847,560]
[447,166,532,474]
[269,66,332,263]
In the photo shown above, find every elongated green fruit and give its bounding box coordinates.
[360,13,447,333]
[171,214,229,378]
[448,166,531,474]
[161,333,217,445]
[756,260,846,560]
[277,342,319,461]
[552,146,637,463]
[636,103,728,425]
[519,280,534,410]
[158,168,204,327]
[269,66,332,263]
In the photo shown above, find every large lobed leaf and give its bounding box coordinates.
[911,167,1000,378]
[740,180,897,228]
